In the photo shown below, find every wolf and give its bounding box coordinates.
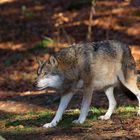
[34,40,140,128]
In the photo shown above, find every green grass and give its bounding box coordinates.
[29,37,54,53]
[116,105,138,117]
[5,112,52,128]
[21,5,35,18]
[3,53,23,66]
[131,10,140,17]
[0,105,138,135]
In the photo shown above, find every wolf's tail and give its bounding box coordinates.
[118,43,140,91]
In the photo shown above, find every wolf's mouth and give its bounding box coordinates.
[36,85,57,91]
[36,86,46,91]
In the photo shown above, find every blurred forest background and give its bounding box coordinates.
[0,0,140,139]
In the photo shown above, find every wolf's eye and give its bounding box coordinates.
[43,71,48,75]
[44,72,47,75]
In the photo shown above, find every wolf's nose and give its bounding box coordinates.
[33,81,37,87]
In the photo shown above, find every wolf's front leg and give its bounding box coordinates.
[43,92,74,128]
[73,87,93,124]
[98,87,116,120]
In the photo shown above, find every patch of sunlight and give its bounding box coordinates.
[117,105,138,113]
[0,0,15,4]
[0,101,46,113]
[0,42,24,50]
[72,109,80,114]
[127,26,140,37]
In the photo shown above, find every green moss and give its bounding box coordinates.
[29,37,54,53]
[131,10,140,17]
[3,53,23,66]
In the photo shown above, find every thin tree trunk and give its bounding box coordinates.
[87,0,96,41]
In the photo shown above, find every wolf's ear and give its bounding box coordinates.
[36,57,43,66]
[49,56,58,67]
[43,60,50,67]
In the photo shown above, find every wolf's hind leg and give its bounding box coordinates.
[136,95,140,115]
[43,92,74,128]
[118,70,140,115]
[123,83,140,115]
[73,87,93,124]
[99,87,117,120]
[123,82,140,115]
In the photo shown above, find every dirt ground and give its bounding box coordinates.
[0,0,140,139]
[1,114,140,140]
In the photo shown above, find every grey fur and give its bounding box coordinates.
[35,40,140,128]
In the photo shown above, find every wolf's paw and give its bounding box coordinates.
[72,119,84,124]
[43,122,57,128]
[137,112,140,116]
[98,115,110,120]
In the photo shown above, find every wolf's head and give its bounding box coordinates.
[35,56,64,91]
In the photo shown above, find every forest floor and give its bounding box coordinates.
[0,0,140,139]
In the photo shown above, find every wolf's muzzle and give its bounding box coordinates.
[33,81,46,90]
